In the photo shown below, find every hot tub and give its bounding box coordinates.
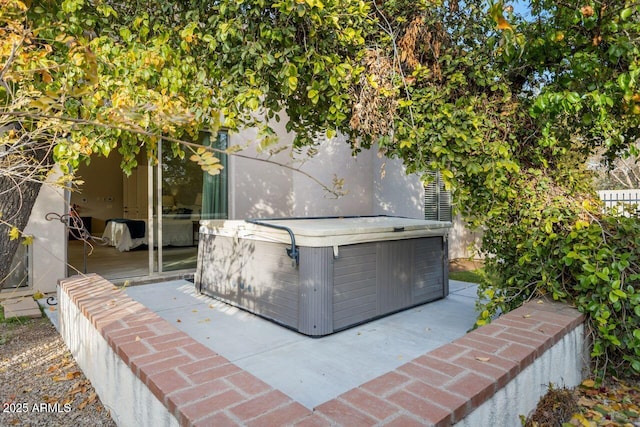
[195,216,451,336]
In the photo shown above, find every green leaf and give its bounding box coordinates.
[247,97,260,110]
[288,76,298,91]
[612,289,626,299]
[307,89,319,103]
[618,73,631,91]
[609,291,619,303]
[119,27,131,42]
[441,169,454,179]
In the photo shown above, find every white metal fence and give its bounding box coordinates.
[597,189,640,216]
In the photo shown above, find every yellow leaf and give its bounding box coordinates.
[581,379,596,388]
[41,71,53,83]
[78,392,96,410]
[224,145,242,154]
[496,16,512,31]
[489,2,513,31]
[8,227,20,240]
[577,396,595,407]
[205,168,222,176]
[13,0,28,11]
[575,220,590,230]
[581,5,594,17]
[66,371,81,380]
[570,413,595,427]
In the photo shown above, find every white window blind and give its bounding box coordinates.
[424,171,452,221]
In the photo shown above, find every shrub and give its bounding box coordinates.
[477,175,640,376]
[562,214,640,374]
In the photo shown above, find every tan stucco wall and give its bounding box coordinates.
[23,178,67,294]
[228,127,377,219]
[372,152,425,219]
[29,127,478,287]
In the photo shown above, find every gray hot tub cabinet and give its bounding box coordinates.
[195,217,451,336]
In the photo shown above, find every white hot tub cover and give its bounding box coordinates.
[199,216,451,248]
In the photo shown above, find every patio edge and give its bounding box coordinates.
[58,274,587,426]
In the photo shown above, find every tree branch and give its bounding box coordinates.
[1,111,346,198]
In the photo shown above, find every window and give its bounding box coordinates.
[424,171,452,221]
[201,131,228,219]
[161,131,228,220]
[158,130,228,273]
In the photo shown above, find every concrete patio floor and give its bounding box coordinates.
[122,279,479,410]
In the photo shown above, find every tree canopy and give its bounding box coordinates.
[2,0,640,376]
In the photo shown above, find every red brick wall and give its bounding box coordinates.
[59,274,585,426]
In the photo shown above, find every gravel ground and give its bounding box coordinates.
[0,317,116,427]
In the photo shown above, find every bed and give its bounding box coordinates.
[102,218,195,252]
[195,216,451,336]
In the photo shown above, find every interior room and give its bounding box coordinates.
[66,135,227,281]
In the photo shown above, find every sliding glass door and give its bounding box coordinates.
[201,132,228,220]
[155,132,228,273]
[66,131,228,280]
